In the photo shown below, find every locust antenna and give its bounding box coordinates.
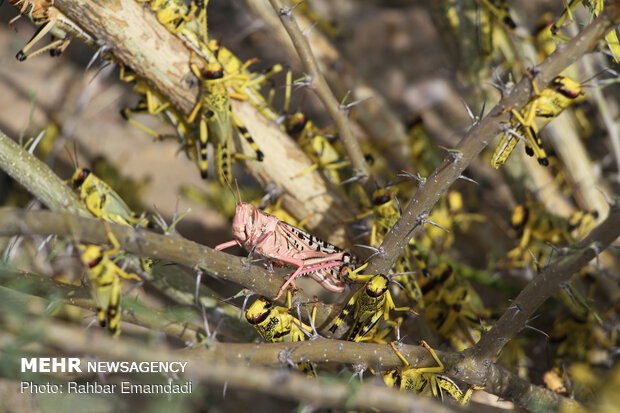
[235,179,242,205]
[222,174,240,204]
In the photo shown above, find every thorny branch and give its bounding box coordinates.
[267,0,373,193]
[204,340,578,413]
[0,269,209,343]
[1,1,619,412]
[0,207,333,317]
[0,128,90,216]
[0,292,576,413]
[4,202,616,411]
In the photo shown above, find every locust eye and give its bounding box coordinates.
[286,112,308,136]
[246,300,272,324]
[366,283,387,298]
[73,168,90,188]
[373,192,391,205]
[248,311,270,324]
[87,255,103,268]
[205,68,224,80]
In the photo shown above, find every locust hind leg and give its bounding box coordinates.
[215,141,232,187]
[196,117,210,179]
[524,126,549,166]
[328,295,358,334]
[491,130,519,169]
[231,112,264,162]
[121,101,167,140]
[16,19,60,61]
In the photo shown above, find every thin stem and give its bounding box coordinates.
[242,0,411,171]
[267,0,373,192]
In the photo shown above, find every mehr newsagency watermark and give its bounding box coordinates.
[20,357,192,395]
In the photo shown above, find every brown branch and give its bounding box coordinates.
[0,268,208,342]
[267,0,373,192]
[0,207,337,323]
[365,1,620,276]
[468,201,620,361]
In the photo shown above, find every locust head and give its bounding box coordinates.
[78,244,104,269]
[71,167,91,190]
[231,202,258,246]
[245,297,273,325]
[202,62,233,145]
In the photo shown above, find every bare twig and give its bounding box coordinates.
[0,268,209,342]
[242,0,412,171]
[267,0,373,192]
[202,339,578,413]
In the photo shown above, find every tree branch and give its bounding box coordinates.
[2,313,462,413]
[0,268,209,342]
[0,207,337,323]
[267,0,373,192]
[202,340,578,413]
[0,128,90,216]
